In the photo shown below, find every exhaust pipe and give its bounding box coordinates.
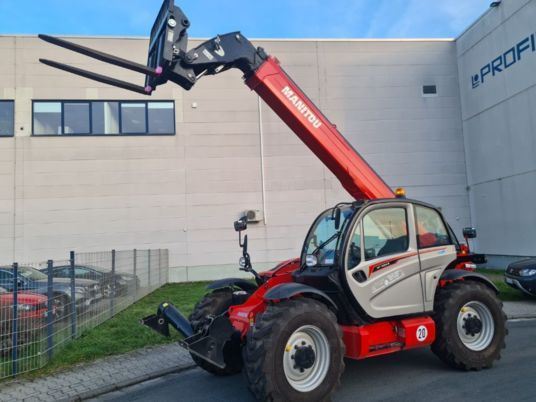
[141,302,194,338]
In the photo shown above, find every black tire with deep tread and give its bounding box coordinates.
[432,281,507,370]
[188,288,244,376]
[242,298,345,402]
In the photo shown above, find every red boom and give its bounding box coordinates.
[246,57,395,201]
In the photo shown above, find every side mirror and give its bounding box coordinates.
[234,217,247,232]
[463,227,477,239]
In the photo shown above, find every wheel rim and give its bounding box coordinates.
[457,301,495,351]
[282,325,330,393]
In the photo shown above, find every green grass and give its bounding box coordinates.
[20,282,209,379]
[477,268,534,302]
[10,269,533,380]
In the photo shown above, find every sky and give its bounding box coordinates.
[0,0,492,38]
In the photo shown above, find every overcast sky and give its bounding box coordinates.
[0,0,492,38]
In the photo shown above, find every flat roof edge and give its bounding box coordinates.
[0,34,455,42]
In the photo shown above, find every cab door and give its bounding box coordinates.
[414,205,457,311]
[344,203,425,319]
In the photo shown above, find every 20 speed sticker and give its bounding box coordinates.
[416,325,428,342]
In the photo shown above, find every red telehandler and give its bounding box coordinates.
[39,1,506,401]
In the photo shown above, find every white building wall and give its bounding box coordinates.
[457,0,536,264]
[0,36,469,280]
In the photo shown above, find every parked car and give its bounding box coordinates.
[504,257,536,296]
[0,265,102,319]
[0,286,52,357]
[0,286,50,321]
[43,265,139,298]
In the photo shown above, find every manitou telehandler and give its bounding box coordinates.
[39,1,507,401]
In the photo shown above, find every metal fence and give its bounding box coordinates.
[0,249,169,380]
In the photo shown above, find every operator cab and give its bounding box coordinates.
[295,198,458,324]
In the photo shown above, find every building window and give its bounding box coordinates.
[121,103,147,134]
[0,101,15,137]
[92,102,120,135]
[33,101,175,136]
[64,102,91,134]
[34,102,62,135]
[148,102,175,134]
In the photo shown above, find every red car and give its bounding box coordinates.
[0,286,49,321]
[0,287,52,356]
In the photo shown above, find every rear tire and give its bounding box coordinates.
[188,289,245,376]
[432,281,507,370]
[243,298,345,402]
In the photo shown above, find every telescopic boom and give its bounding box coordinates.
[38,0,394,201]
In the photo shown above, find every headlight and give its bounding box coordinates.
[239,257,246,268]
[74,286,86,294]
[16,304,33,311]
[519,268,536,277]
[305,255,318,268]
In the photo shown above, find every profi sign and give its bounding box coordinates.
[471,33,536,89]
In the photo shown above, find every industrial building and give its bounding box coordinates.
[0,0,534,280]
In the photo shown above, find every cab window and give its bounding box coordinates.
[415,205,451,249]
[303,207,354,266]
[363,208,408,260]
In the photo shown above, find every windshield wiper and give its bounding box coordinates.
[312,232,340,255]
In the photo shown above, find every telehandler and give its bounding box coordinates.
[39,1,506,400]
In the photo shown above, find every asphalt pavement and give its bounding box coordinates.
[90,319,536,402]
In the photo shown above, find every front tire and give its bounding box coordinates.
[188,289,245,376]
[243,298,345,402]
[432,281,507,370]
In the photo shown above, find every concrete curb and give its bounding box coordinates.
[60,363,196,402]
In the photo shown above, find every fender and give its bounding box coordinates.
[207,278,258,293]
[440,270,499,293]
[264,283,338,310]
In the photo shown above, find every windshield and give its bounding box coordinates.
[302,205,355,266]
[18,266,48,281]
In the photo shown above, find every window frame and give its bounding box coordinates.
[0,100,15,137]
[32,100,176,136]
[362,206,410,261]
[414,205,453,250]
